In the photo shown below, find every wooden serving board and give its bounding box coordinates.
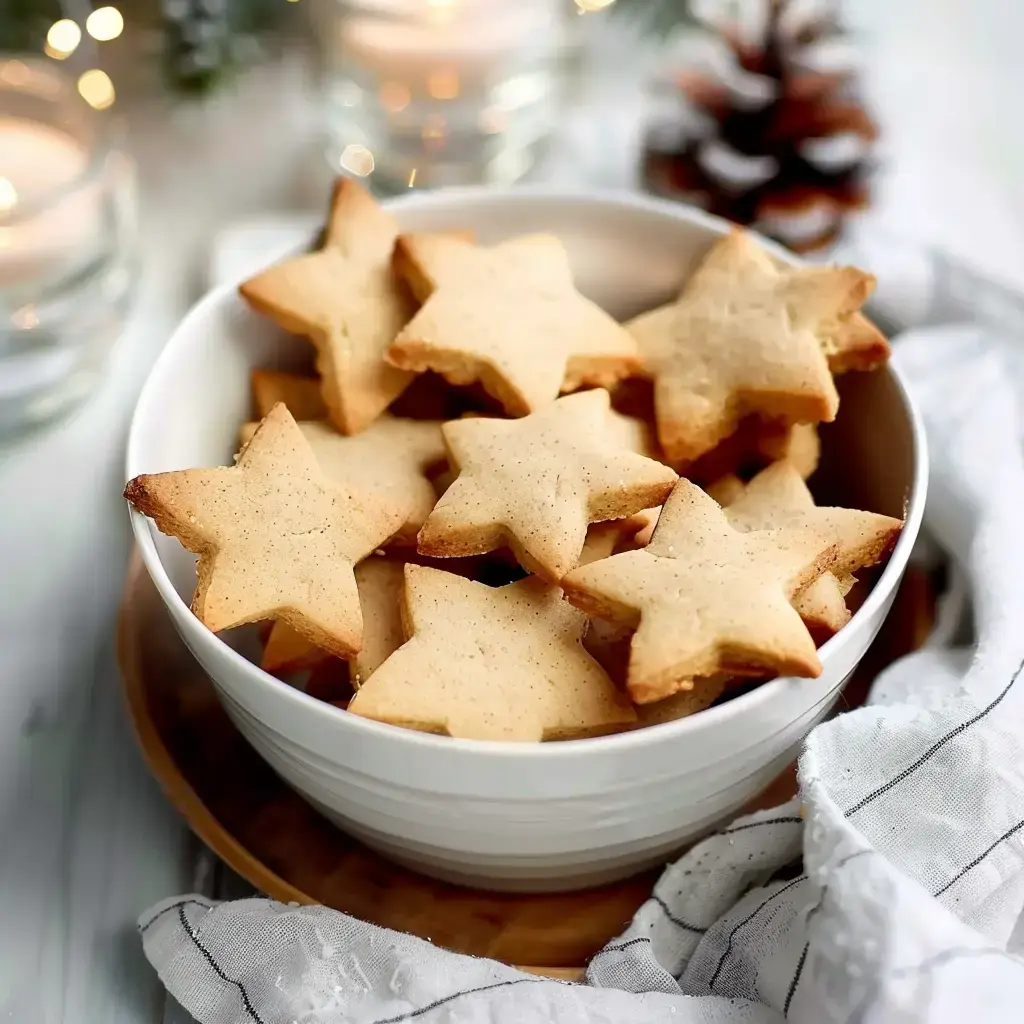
[117,552,935,972]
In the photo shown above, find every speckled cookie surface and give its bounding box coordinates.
[261,555,406,685]
[240,415,445,547]
[347,565,636,741]
[715,460,903,636]
[386,233,640,416]
[124,403,404,659]
[561,477,842,704]
[627,228,875,466]
[417,389,677,581]
[239,179,415,435]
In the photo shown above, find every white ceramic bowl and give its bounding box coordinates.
[126,188,927,893]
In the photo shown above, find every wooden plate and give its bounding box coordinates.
[117,552,935,972]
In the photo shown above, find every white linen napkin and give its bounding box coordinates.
[139,235,1024,1024]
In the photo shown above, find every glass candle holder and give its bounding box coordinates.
[312,0,568,191]
[0,57,138,439]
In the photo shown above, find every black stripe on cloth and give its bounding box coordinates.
[933,816,1024,897]
[783,942,809,1016]
[369,978,555,1024]
[649,895,707,935]
[707,875,808,991]
[719,816,803,836]
[844,655,1024,817]
[138,897,213,933]
[780,850,875,1014]
[593,936,653,957]
[176,903,266,1024]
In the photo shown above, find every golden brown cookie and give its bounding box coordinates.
[239,179,414,435]
[560,478,841,704]
[261,619,326,675]
[418,389,678,581]
[347,565,636,741]
[386,233,640,416]
[821,311,890,374]
[239,415,445,547]
[627,228,874,466]
[262,556,406,685]
[633,676,729,727]
[250,370,327,422]
[712,460,903,637]
[685,418,821,487]
[124,403,405,659]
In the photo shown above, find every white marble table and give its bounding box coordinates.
[2,2,1024,1020]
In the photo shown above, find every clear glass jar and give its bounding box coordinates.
[311,0,568,191]
[0,56,138,438]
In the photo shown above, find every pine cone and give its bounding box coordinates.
[642,0,878,253]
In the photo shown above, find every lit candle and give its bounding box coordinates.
[0,116,102,290]
[339,0,557,104]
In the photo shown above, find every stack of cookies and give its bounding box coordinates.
[124,179,903,743]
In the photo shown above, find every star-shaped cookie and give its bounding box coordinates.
[822,311,890,373]
[560,478,841,703]
[239,179,414,435]
[710,460,903,637]
[250,369,327,422]
[627,228,875,466]
[262,556,406,684]
[239,415,445,546]
[386,233,641,416]
[347,566,636,741]
[417,389,678,581]
[124,403,405,658]
[687,418,820,486]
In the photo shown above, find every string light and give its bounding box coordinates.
[0,178,17,213]
[77,69,116,110]
[45,19,82,59]
[85,7,124,41]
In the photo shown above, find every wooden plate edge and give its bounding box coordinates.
[116,553,584,981]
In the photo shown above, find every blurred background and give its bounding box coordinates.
[3,0,1024,438]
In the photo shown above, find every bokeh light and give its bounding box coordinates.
[0,178,17,213]
[45,19,82,59]
[85,7,124,42]
[77,69,116,110]
[340,144,375,176]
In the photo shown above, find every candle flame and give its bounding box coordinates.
[0,178,17,214]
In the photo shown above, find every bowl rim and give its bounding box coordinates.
[126,185,929,761]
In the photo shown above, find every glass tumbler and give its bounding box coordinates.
[0,56,138,439]
[312,0,568,190]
